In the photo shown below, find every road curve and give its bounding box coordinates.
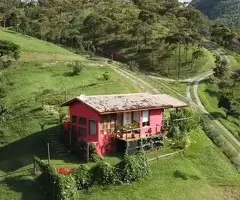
[141,48,240,151]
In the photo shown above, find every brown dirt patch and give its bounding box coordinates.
[215,186,240,200]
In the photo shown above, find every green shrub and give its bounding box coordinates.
[72,61,83,75]
[89,143,101,162]
[90,161,119,186]
[0,86,5,98]
[73,165,91,189]
[115,153,150,183]
[74,140,101,162]
[34,156,77,200]
[102,71,110,80]
[57,175,77,200]
[172,138,188,150]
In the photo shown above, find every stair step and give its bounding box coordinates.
[57,153,71,157]
[56,150,68,154]
[56,147,67,151]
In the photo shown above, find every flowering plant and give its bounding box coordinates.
[57,167,75,175]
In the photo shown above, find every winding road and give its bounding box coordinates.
[149,48,240,151]
[109,46,240,152]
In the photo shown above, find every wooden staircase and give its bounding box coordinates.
[47,134,70,157]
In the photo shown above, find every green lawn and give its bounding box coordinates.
[198,79,240,141]
[76,130,240,200]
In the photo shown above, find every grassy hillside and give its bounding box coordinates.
[191,0,240,27]
[0,31,239,200]
[0,29,83,61]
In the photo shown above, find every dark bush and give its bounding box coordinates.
[115,153,150,183]
[72,61,83,75]
[102,71,110,80]
[90,161,119,186]
[73,140,101,162]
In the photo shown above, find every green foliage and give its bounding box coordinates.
[213,55,229,80]
[34,156,77,200]
[169,108,199,137]
[0,0,211,78]
[73,165,91,190]
[0,40,20,59]
[90,161,119,186]
[0,86,6,98]
[0,40,20,69]
[192,0,240,28]
[127,60,139,72]
[201,116,240,172]
[74,140,101,162]
[71,61,83,76]
[115,153,150,183]
[212,55,240,118]
[102,71,110,81]
[57,175,77,200]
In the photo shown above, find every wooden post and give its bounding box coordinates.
[47,143,51,164]
[33,157,37,175]
[86,142,90,163]
[64,87,67,102]
[69,128,72,149]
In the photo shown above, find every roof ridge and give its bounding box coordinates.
[77,93,151,98]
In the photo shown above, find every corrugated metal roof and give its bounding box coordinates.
[61,93,188,113]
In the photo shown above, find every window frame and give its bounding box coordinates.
[78,117,87,126]
[142,110,150,127]
[71,115,77,124]
[89,119,97,136]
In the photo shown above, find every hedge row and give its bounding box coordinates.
[201,116,240,172]
[34,152,150,199]
[34,157,77,200]
[73,152,150,189]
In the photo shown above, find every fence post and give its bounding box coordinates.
[87,142,90,163]
[33,157,37,175]
[47,143,51,164]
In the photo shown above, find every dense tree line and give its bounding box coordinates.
[213,56,240,118]
[191,0,240,28]
[1,0,237,78]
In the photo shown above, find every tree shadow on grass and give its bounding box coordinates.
[205,88,219,98]
[207,112,226,119]
[173,170,200,180]
[0,125,78,173]
[2,175,45,200]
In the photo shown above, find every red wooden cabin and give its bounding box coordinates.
[61,93,188,156]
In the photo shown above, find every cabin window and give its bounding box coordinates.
[142,111,150,127]
[71,115,77,124]
[78,117,87,126]
[89,120,97,135]
[79,127,86,136]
